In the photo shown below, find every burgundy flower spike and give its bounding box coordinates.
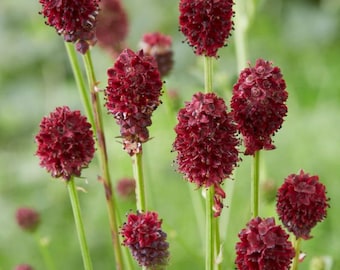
[116,177,136,199]
[16,207,40,233]
[231,59,288,155]
[15,265,34,270]
[39,0,100,53]
[179,0,234,57]
[139,32,174,77]
[105,48,163,155]
[35,106,95,180]
[173,92,239,216]
[121,211,169,268]
[96,0,129,56]
[276,170,329,239]
[235,217,295,270]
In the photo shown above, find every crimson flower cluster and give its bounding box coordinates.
[105,48,163,155]
[139,32,174,77]
[231,59,288,155]
[173,92,239,216]
[179,0,234,57]
[121,211,169,268]
[235,217,295,270]
[116,177,136,199]
[16,208,40,233]
[15,265,34,270]
[39,0,100,54]
[35,106,95,180]
[276,170,329,239]
[96,0,129,57]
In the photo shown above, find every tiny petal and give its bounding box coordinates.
[139,32,174,77]
[276,170,329,239]
[231,59,288,155]
[179,0,234,57]
[35,106,95,180]
[173,92,239,216]
[121,211,170,268]
[16,208,40,232]
[235,217,295,270]
[105,49,163,155]
[39,0,100,53]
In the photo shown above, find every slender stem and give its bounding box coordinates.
[251,151,260,217]
[34,233,56,270]
[64,43,95,131]
[291,237,302,270]
[203,54,216,270]
[205,187,214,270]
[82,50,124,270]
[67,178,93,270]
[214,218,221,270]
[132,152,146,212]
[204,56,213,93]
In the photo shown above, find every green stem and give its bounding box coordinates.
[82,50,124,270]
[64,43,95,132]
[132,152,146,212]
[291,237,302,270]
[251,151,260,217]
[205,187,214,270]
[214,218,221,270]
[34,233,56,270]
[203,54,216,270]
[67,178,93,270]
[204,56,213,93]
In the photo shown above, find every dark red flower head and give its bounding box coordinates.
[235,217,295,270]
[276,170,329,240]
[39,0,100,54]
[116,177,136,199]
[231,59,288,155]
[35,106,95,180]
[96,0,129,57]
[173,92,239,216]
[15,264,34,270]
[179,0,234,57]
[139,32,174,77]
[16,207,40,233]
[105,48,163,155]
[121,211,169,268]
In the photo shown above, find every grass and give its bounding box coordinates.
[1,0,339,269]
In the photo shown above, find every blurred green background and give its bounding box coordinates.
[1,0,339,269]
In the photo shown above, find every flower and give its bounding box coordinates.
[105,48,163,155]
[35,106,95,180]
[39,0,100,54]
[14,264,34,270]
[179,0,234,57]
[231,59,288,155]
[276,170,329,239]
[121,211,169,268]
[139,32,174,77]
[96,0,129,57]
[235,217,295,270]
[116,177,136,199]
[16,208,40,232]
[173,92,239,216]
